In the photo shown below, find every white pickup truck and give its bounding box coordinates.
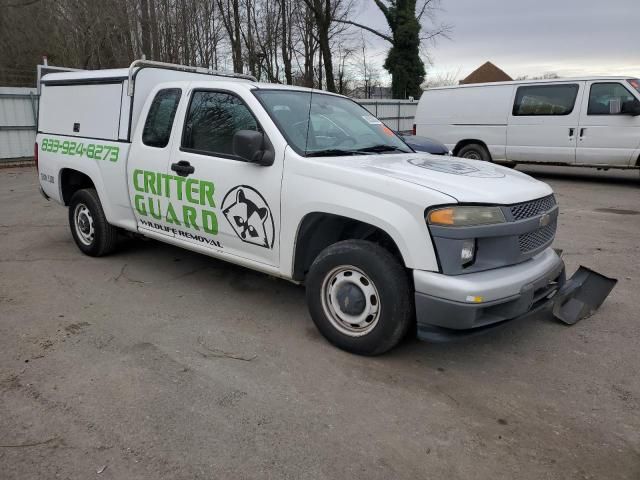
[36,60,612,355]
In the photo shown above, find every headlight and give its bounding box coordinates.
[427,206,506,227]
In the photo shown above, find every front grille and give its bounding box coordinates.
[510,195,556,221]
[518,221,557,253]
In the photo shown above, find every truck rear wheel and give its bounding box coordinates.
[68,188,118,257]
[305,240,413,355]
[458,143,491,162]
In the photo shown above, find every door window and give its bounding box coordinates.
[142,88,182,148]
[182,91,259,158]
[512,84,579,116]
[588,83,636,115]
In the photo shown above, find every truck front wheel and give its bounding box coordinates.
[68,188,118,257]
[305,240,413,355]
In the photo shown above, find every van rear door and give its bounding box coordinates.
[575,80,640,166]
[506,82,584,164]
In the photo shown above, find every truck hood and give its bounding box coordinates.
[357,153,553,204]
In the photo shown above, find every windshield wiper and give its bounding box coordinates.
[306,149,360,157]
[356,144,410,153]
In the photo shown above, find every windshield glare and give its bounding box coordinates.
[629,79,640,95]
[253,90,412,156]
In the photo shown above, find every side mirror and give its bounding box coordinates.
[621,99,640,116]
[232,130,275,166]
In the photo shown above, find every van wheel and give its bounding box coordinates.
[458,143,491,162]
[68,188,118,257]
[305,240,413,355]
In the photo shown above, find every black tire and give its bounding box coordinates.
[458,143,491,162]
[68,188,118,257]
[305,240,414,355]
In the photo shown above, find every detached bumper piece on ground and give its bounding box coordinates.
[415,253,617,342]
[552,266,617,325]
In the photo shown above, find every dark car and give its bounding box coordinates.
[397,134,451,156]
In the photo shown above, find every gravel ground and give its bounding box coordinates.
[1,165,639,479]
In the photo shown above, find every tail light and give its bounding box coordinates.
[34,142,39,172]
[412,123,416,136]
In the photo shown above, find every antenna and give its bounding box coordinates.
[304,88,314,155]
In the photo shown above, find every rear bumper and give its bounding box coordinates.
[413,248,565,340]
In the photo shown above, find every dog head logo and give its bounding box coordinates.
[222,186,274,248]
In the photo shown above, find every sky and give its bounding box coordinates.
[355,0,640,82]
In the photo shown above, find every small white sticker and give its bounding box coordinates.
[362,115,382,125]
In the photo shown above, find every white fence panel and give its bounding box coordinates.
[0,87,38,161]
[356,99,417,133]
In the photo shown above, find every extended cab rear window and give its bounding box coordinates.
[512,84,579,116]
[142,88,182,148]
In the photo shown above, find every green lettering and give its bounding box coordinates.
[182,205,199,230]
[147,197,162,220]
[133,169,144,192]
[174,176,185,201]
[165,202,181,225]
[186,179,199,205]
[163,173,172,199]
[200,181,216,208]
[144,171,157,195]
[202,210,218,235]
[134,194,147,215]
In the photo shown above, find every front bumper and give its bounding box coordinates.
[414,248,565,340]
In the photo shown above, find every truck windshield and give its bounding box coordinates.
[253,90,412,157]
[629,79,640,94]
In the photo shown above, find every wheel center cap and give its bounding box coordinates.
[79,215,89,233]
[335,282,366,316]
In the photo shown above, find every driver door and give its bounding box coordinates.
[168,87,284,267]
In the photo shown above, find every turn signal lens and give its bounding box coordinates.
[428,208,455,225]
[427,206,506,227]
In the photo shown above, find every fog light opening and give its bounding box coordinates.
[461,239,476,267]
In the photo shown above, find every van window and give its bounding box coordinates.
[142,88,182,148]
[588,83,636,115]
[512,84,579,116]
[182,91,259,157]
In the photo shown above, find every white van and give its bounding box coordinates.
[415,78,640,169]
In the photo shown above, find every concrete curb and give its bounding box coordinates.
[0,158,36,169]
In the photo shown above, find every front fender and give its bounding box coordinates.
[280,171,451,277]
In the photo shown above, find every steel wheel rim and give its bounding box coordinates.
[321,265,381,337]
[74,203,95,246]
[463,151,481,160]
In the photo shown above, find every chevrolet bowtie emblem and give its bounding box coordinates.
[539,213,551,227]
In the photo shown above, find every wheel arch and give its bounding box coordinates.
[59,168,96,205]
[453,139,492,159]
[291,212,407,282]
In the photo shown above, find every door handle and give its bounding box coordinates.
[171,160,195,177]
[569,128,574,137]
[579,128,586,138]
